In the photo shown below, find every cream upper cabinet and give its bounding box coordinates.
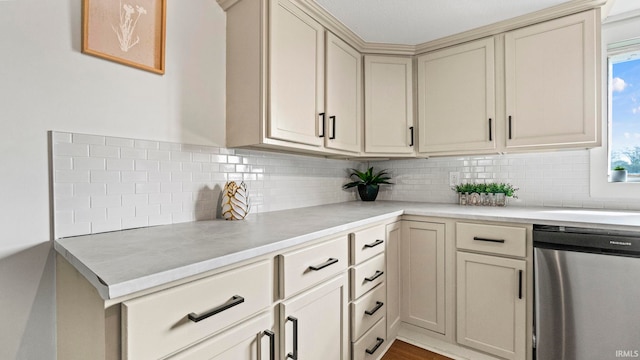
[417,37,496,155]
[325,33,362,153]
[504,10,599,150]
[364,56,414,155]
[401,221,446,335]
[269,0,325,147]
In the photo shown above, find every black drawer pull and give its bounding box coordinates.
[188,295,244,322]
[364,239,384,249]
[364,270,384,282]
[286,316,298,359]
[263,330,275,360]
[319,113,325,138]
[473,236,505,243]
[329,116,336,140]
[309,258,338,271]
[508,115,513,139]
[365,301,384,316]
[518,270,523,299]
[409,126,414,147]
[366,337,385,355]
[489,118,492,141]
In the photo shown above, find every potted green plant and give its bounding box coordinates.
[343,167,392,201]
[611,166,627,182]
[453,182,518,206]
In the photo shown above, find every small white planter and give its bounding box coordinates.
[611,170,627,182]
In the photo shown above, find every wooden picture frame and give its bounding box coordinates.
[82,0,166,74]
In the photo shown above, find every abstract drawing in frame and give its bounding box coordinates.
[82,0,166,74]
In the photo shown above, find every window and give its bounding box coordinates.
[608,47,640,180]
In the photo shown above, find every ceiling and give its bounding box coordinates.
[313,0,640,45]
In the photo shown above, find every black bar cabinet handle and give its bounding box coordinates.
[489,118,492,141]
[329,116,336,140]
[365,301,384,316]
[364,270,384,282]
[286,316,298,359]
[309,258,338,271]
[518,270,523,299]
[319,113,325,138]
[473,236,505,243]
[409,126,414,146]
[263,330,275,360]
[188,295,245,322]
[366,337,385,355]
[508,116,512,139]
[364,239,384,249]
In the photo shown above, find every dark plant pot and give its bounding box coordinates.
[357,184,379,201]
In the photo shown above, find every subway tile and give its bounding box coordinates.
[54,143,89,157]
[192,153,211,162]
[75,208,107,223]
[73,134,105,145]
[92,219,122,234]
[171,151,191,162]
[122,194,149,207]
[107,183,135,195]
[54,184,73,198]
[171,172,192,182]
[135,139,159,150]
[181,162,202,172]
[90,145,120,158]
[52,132,72,143]
[56,170,90,183]
[107,159,134,171]
[212,155,228,163]
[106,137,134,148]
[161,182,183,193]
[121,171,148,183]
[159,142,181,151]
[136,204,161,217]
[121,148,147,160]
[135,160,160,172]
[74,183,106,197]
[136,183,160,194]
[149,193,171,204]
[55,211,74,225]
[160,161,181,172]
[74,157,106,170]
[219,164,235,173]
[108,206,135,219]
[149,214,172,226]
[91,171,120,183]
[161,203,183,214]
[91,195,122,208]
[56,222,92,239]
[122,216,149,230]
[148,150,171,161]
[148,172,171,183]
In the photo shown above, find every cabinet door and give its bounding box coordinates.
[281,275,349,360]
[325,33,362,153]
[364,56,414,155]
[456,252,526,360]
[167,312,274,360]
[504,10,599,150]
[418,37,496,154]
[269,0,324,147]
[385,222,401,339]
[401,221,445,334]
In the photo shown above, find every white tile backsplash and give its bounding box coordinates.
[52,131,358,238]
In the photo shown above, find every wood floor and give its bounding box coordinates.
[382,340,453,360]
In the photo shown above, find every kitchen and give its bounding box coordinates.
[2,0,640,359]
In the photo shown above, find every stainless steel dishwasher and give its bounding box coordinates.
[533,224,640,360]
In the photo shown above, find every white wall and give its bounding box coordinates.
[0,0,225,358]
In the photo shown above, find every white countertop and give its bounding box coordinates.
[54,201,640,300]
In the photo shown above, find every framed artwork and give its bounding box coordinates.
[82,0,166,74]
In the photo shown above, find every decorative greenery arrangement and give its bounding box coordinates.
[343,167,392,201]
[343,167,393,189]
[613,165,626,171]
[453,182,518,198]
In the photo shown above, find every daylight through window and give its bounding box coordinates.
[609,48,640,177]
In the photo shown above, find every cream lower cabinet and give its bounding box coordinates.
[281,275,349,360]
[456,222,528,360]
[384,222,401,339]
[400,220,446,334]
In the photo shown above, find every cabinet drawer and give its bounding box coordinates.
[350,253,385,300]
[280,236,348,298]
[351,283,386,341]
[350,224,386,265]
[352,317,386,360]
[122,260,272,360]
[167,311,273,359]
[456,222,526,258]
